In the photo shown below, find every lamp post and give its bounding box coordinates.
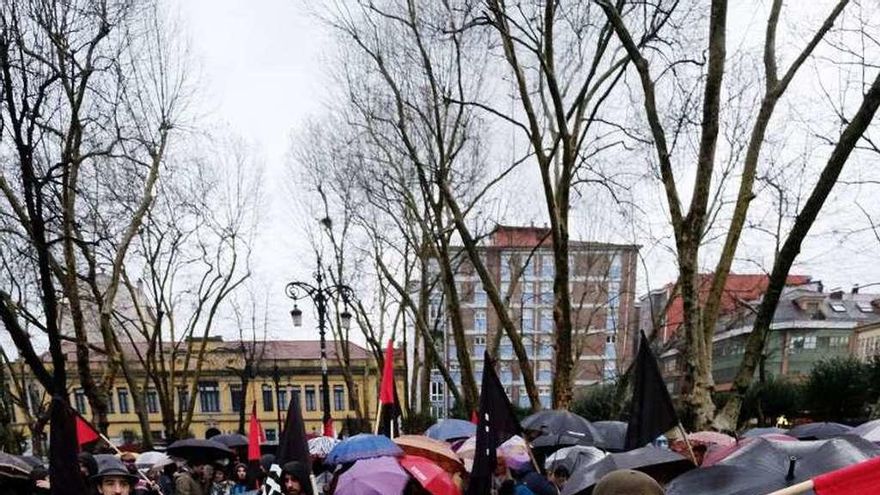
[271,359,282,436]
[285,256,354,438]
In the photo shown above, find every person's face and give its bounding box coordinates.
[202,464,214,481]
[236,466,247,481]
[283,474,302,495]
[213,469,225,483]
[98,476,132,495]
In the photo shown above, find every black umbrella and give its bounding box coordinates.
[0,452,33,480]
[522,410,602,449]
[741,427,787,438]
[212,433,249,449]
[592,421,627,451]
[787,422,852,440]
[561,445,693,495]
[167,438,233,462]
[666,436,880,495]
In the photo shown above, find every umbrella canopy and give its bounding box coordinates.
[787,422,852,440]
[399,455,460,495]
[212,433,249,449]
[544,446,606,472]
[456,435,529,472]
[136,451,174,469]
[523,410,602,449]
[687,431,736,447]
[425,419,476,442]
[666,436,880,495]
[0,452,33,480]
[851,419,880,442]
[326,433,404,466]
[592,421,627,451]
[335,456,409,495]
[394,435,464,473]
[741,427,788,438]
[166,438,233,462]
[561,445,694,495]
[308,436,339,458]
[702,434,797,468]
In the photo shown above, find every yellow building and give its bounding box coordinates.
[8,338,404,447]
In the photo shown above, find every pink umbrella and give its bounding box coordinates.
[687,431,736,447]
[335,456,409,495]
[399,455,460,495]
[701,434,797,467]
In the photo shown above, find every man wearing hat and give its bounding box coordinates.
[93,455,140,495]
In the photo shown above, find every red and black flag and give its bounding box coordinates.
[466,352,522,495]
[49,396,88,495]
[72,408,101,449]
[376,340,401,438]
[624,330,679,450]
[277,388,311,469]
[248,401,265,462]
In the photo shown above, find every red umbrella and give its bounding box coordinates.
[399,455,460,495]
[702,434,797,467]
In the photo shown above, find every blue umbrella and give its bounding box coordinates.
[326,434,404,465]
[425,419,477,442]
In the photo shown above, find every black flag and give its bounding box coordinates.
[625,330,679,450]
[466,352,522,495]
[277,394,311,468]
[49,396,88,495]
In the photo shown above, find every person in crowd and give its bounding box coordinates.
[29,466,50,494]
[202,464,215,493]
[549,465,569,491]
[311,459,332,495]
[498,480,517,495]
[230,463,249,494]
[592,469,665,495]
[93,456,140,495]
[491,455,512,494]
[80,452,100,492]
[159,464,177,495]
[510,466,556,495]
[175,459,207,495]
[280,461,311,495]
[209,465,233,495]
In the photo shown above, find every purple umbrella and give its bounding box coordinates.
[335,456,409,495]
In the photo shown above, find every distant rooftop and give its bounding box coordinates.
[482,225,639,250]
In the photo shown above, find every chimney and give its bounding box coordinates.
[817,281,824,293]
[852,284,860,294]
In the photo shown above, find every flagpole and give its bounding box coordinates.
[765,481,813,495]
[74,408,158,491]
[676,423,698,465]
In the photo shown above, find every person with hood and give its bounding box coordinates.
[230,463,249,494]
[280,461,312,495]
[592,469,665,495]
[92,455,140,495]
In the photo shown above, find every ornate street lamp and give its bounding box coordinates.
[285,256,354,438]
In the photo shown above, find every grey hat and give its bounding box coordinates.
[92,454,139,485]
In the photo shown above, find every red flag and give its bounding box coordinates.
[814,457,880,494]
[470,410,479,425]
[376,340,400,438]
[247,401,263,461]
[323,418,335,438]
[74,413,100,447]
[379,340,395,406]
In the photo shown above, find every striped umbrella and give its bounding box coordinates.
[308,436,339,458]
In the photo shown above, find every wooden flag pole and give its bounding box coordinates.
[676,423,698,466]
[765,480,813,495]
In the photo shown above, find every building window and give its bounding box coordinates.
[177,387,189,413]
[305,385,317,412]
[117,388,129,414]
[262,385,274,412]
[609,255,622,280]
[501,253,512,280]
[474,310,487,333]
[430,381,444,403]
[265,428,277,443]
[291,386,301,408]
[230,385,243,413]
[790,335,817,352]
[540,282,553,304]
[333,385,345,411]
[474,336,487,356]
[146,389,159,414]
[198,381,220,413]
[150,431,163,442]
[540,310,554,332]
[107,389,115,414]
[474,287,487,306]
[74,389,88,415]
[829,302,846,312]
[541,256,554,280]
[278,388,288,410]
[538,386,552,408]
[857,302,874,313]
[522,282,535,305]
[522,310,535,333]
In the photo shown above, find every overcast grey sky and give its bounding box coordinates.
[171,1,880,342]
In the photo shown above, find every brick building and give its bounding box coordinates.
[427,225,639,416]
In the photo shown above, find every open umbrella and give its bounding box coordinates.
[702,434,797,467]
[326,434,404,465]
[136,451,173,470]
[335,456,409,495]
[456,435,529,472]
[308,436,339,458]
[850,419,880,442]
[523,410,602,449]
[561,445,694,495]
[425,419,476,442]
[0,452,32,480]
[592,421,627,452]
[212,433,249,449]
[167,438,233,462]
[666,436,880,495]
[687,431,736,447]
[544,446,606,472]
[741,427,787,438]
[787,422,852,440]
[394,435,464,473]
[399,455,460,495]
